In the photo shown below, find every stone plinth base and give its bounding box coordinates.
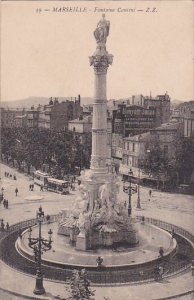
[58,224,70,236]
[76,232,87,251]
[88,228,138,249]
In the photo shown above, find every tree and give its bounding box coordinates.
[141,137,172,189]
[55,269,95,300]
[170,134,194,185]
[1,127,92,177]
[67,269,95,300]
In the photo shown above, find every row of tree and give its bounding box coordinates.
[1,127,92,178]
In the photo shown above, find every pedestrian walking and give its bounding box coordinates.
[13,175,17,180]
[46,215,50,224]
[124,200,127,208]
[154,266,160,281]
[15,187,18,196]
[6,222,9,230]
[159,247,164,258]
[1,219,5,231]
[31,184,34,191]
[7,172,9,177]
[158,265,164,280]
[171,228,175,239]
[0,194,3,204]
[4,172,6,177]
[29,184,32,191]
[10,174,12,178]
[5,200,8,209]
[149,189,152,197]
[3,199,6,208]
[40,185,44,192]
[72,183,75,191]
[141,216,145,224]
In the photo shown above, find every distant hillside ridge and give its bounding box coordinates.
[1,96,93,108]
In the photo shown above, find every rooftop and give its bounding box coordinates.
[69,115,92,124]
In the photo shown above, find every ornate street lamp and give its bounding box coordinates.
[28,206,53,295]
[123,169,136,217]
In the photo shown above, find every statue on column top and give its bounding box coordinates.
[94,14,110,45]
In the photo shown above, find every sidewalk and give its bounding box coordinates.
[0,260,193,300]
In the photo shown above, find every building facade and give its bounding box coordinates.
[68,115,92,134]
[112,104,156,137]
[1,95,82,131]
[0,108,26,128]
[119,121,183,178]
[129,93,171,126]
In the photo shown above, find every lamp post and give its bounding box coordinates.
[136,165,141,209]
[123,169,135,217]
[28,206,53,295]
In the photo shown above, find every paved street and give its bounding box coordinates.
[0,163,194,300]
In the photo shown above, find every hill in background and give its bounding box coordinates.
[1,96,93,108]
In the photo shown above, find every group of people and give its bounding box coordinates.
[4,171,17,180]
[3,198,9,209]
[29,184,34,191]
[0,190,9,209]
[0,219,9,231]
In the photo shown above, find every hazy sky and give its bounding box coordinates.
[1,1,193,102]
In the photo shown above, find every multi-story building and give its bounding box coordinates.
[111,133,123,168]
[38,96,82,130]
[14,115,27,127]
[143,93,171,125]
[0,108,26,128]
[170,101,194,139]
[119,121,183,179]
[1,95,82,131]
[68,114,112,160]
[26,106,39,128]
[68,115,92,134]
[128,93,171,125]
[112,104,156,137]
[178,101,194,118]
[111,93,171,136]
[184,108,194,139]
[82,104,93,117]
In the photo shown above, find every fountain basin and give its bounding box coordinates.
[16,219,176,269]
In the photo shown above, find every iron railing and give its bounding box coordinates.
[0,215,193,285]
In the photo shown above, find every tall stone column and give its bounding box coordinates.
[89,15,113,174]
[58,15,138,251]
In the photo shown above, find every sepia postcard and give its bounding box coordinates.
[0,1,194,300]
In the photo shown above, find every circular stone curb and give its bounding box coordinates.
[24,195,44,201]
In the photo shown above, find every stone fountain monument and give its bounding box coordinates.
[58,15,138,250]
